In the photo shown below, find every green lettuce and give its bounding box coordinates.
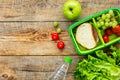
[74,46,120,80]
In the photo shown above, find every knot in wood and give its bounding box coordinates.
[1,73,8,78]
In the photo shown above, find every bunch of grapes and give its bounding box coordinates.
[96,10,118,30]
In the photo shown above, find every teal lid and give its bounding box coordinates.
[64,56,72,64]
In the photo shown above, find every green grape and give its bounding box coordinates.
[109,10,114,16]
[100,21,104,26]
[99,19,103,22]
[101,14,106,20]
[113,20,117,23]
[115,16,118,19]
[105,18,110,22]
[105,22,109,27]
[54,21,58,28]
[109,22,113,26]
[112,21,117,27]
[97,22,101,28]
[102,26,107,30]
[57,28,62,34]
[97,17,101,21]
[111,17,116,21]
[106,13,111,19]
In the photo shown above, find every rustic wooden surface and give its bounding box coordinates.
[0,0,119,80]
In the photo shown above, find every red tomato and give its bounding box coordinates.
[105,28,113,36]
[116,32,120,36]
[57,41,65,49]
[112,25,120,33]
[103,35,109,43]
[51,33,59,41]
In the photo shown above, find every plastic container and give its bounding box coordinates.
[48,56,72,80]
[68,8,120,55]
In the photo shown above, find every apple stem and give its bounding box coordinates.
[69,8,73,13]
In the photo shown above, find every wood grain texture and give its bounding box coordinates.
[0,22,77,55]
[0,64,16,80]
[0,0,119,80]
[0,56,85,80]
[0,22,119,56]
[0,0,119,21]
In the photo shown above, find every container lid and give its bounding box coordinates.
[64,56,72,64]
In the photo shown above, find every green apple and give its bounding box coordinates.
[62,0,82,20]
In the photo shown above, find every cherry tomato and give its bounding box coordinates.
[51,33,59,41]
[105,28,113,36]
[116,32,120,36]
[112,25,120,33]
[57,41,65,49]
[103,35,109,43]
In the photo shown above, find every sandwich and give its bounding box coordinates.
[76,23,99,49]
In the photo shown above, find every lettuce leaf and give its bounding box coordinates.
[74,46,120,80]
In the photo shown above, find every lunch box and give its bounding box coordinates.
[68,8,120,55]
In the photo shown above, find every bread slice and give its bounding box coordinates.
[76,23,98,49]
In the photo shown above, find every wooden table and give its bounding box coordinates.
[0,0,119,80]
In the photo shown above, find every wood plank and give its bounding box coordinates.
[0,0,119,80]
[0,63,16,80]
[15,72,74,80]
[0,0,119,21]
[0,41,77,55]
[0,22,77,55]
[0,22,72,34]
[0,22,119,55]
[0,56,85,80]
[0,49,120,80]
